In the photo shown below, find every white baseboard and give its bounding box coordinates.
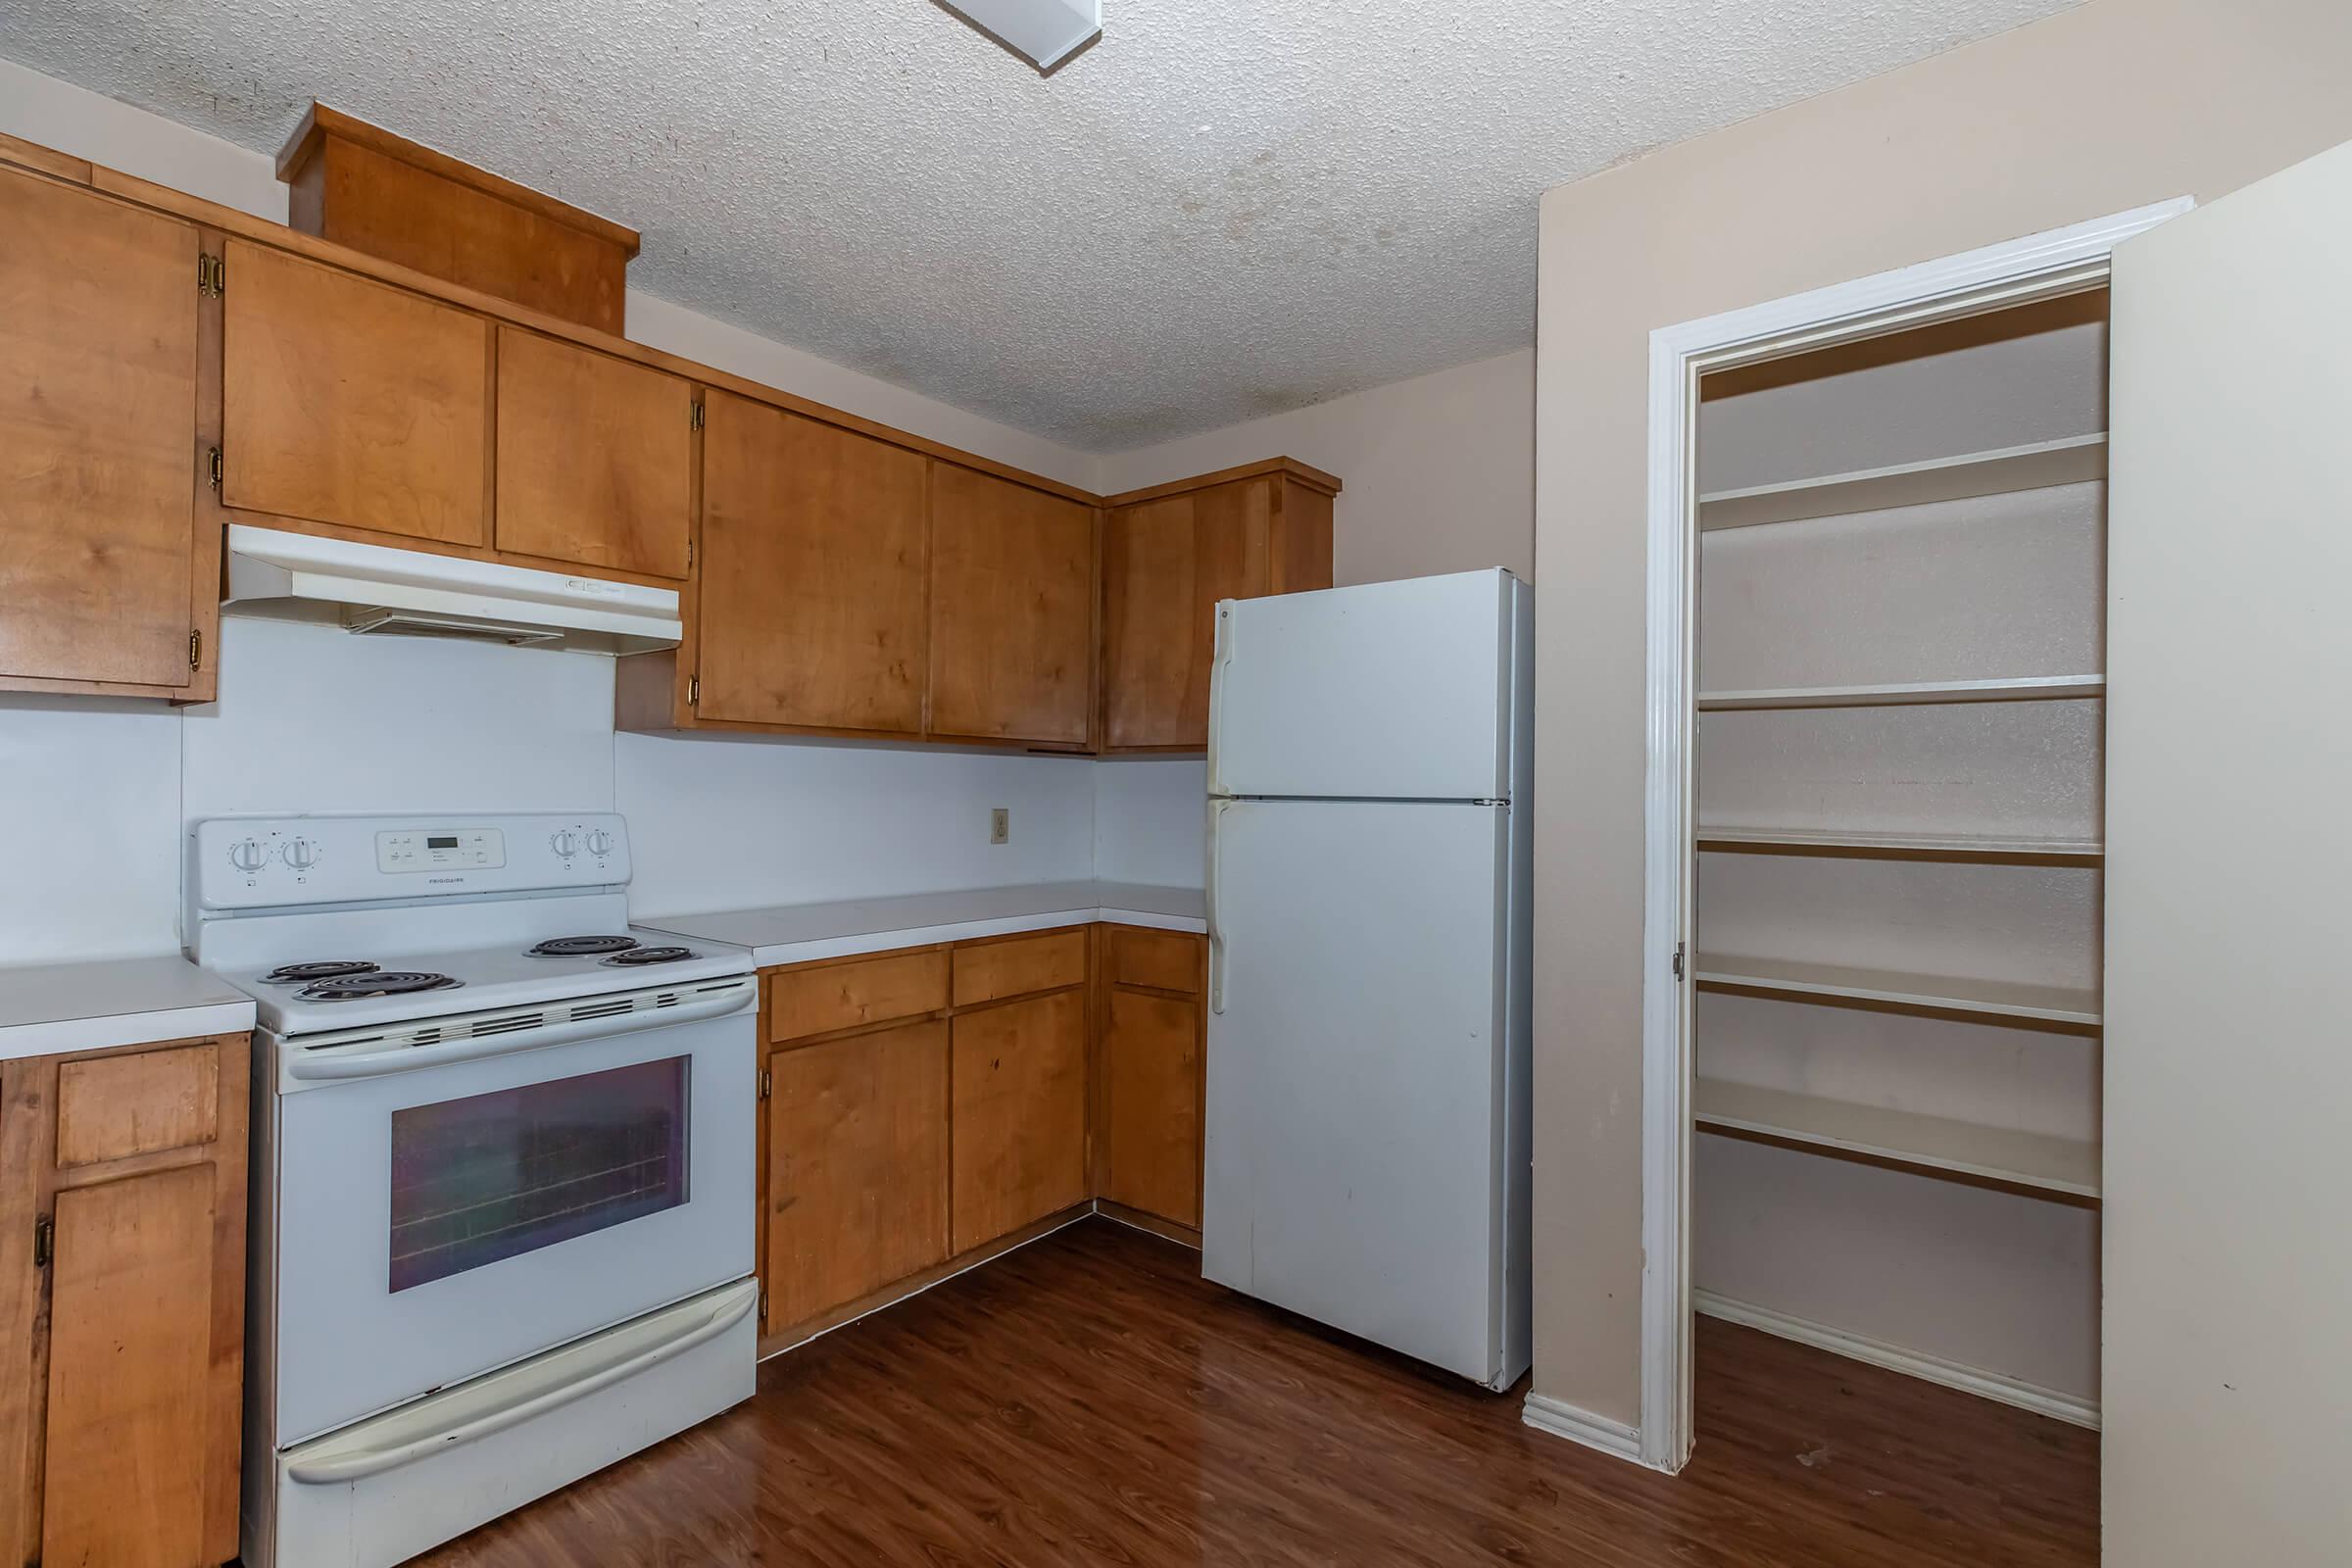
[1694,1290,2100,1430]
[1521,1392,1644,1463]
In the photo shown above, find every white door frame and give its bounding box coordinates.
[1635,196,2190,1473]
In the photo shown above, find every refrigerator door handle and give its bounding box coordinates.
[1205,797,1230,1014]
[1206,603,1233,799]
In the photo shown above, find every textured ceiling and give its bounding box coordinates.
[1,0,2076,451]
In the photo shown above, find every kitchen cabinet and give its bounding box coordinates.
[1098,928,1205,1229]
[0,1035,250,1568]
[764,1020,951,1334]
[698,394,929,735]
[494,324,695,578]
[927,462,1098,749]
[221,238,493,548]
[1101,461,1339,752]
[951,986,1090,1253]
[0,162,216,700]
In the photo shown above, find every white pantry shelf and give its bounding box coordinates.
[1695,673,2105,710]
[1698,432,2109,531]
[1693,1079,2102,1200]
[1694,825,2103,860]
[1694,954,2102,1027]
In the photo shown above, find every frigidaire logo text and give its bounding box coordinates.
[427,877,466,885]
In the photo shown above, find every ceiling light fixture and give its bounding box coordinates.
[936,0,1101,72]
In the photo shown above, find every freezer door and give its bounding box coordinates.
[1209,569,1514,802]
[1202,797,1508,1384]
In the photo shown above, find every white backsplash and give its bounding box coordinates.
[1094,759,1208,888]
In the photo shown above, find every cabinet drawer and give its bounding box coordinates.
[767,950,948,1043]
[952,930,1087,1007]
[1106,928,1201,994]
[56,1044,220,1169]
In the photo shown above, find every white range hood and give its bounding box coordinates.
[222,524,681,657]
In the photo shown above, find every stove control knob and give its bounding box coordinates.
[282,837,319,871]
[550,830,580,858]
[584,828,614,858]
[227,838,270,873]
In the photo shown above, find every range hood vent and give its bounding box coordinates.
[223,525,680,657]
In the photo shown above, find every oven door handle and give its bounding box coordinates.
[284,1276,759,1485]
[283,980,755,1083]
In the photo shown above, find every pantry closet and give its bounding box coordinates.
[1689,291,2108,1425]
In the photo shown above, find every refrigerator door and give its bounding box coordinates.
[1202,796,1509,1385]
[1209,569,1515,802]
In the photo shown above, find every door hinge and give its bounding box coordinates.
[758,1067,772,1101]
[690,400,706,431]
[189,628,202,671]
[208,446,223,490]
[197,252,224,297]
[32,1215,53,1269]
[1673,942,1687,982]
[687,674,701,707]
[686,539,694,569]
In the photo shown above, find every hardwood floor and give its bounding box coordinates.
[415,1217,2097,1567]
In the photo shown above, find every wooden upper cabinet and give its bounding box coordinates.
[927,463,1096,747]
[699,395,928,733]
[494,325,692,578]
[1101,464,1338,752]
[222,239,492,548]
[0,165,205,696]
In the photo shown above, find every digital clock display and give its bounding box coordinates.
[426,835,459,849]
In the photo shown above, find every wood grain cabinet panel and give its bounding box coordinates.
[927,463,1096,747]
[56,1045,219,1168]
[1106,928,1202,996]
[222,239,492,547]
[1102,482,1263,750]
[699,395,928,733]
[952,929,1088,1008]
[1102,988,1202,1228]
[764,1021,950,1333]
[0,165,203,694]
[767,950,948,1044]
[494,325,693,578]
[951,991,1088,1252]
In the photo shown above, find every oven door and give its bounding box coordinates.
[269,978,756,1446]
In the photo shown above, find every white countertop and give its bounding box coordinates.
[640,880,1207,968]
[0,955,258,1062]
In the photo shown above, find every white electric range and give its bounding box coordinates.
[186,811,759,1568]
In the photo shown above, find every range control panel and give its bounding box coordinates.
[189,812,630,910]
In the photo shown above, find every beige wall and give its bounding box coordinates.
[1531,0,2352,1450]
[1095,348,1535,587]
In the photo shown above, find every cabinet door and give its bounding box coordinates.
[222,239,491,547]
[927,464,1095,747]
[1102,479,1266,749]
[494,325,692,577]
[700,396,928,733]
[765,1021,950,1333]
[1102,987,1202,1227]
[0,166,201,692]
[950,991,1088,1251]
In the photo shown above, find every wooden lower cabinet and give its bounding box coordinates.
[0,1035,249,1568]
[950,990,1089,1254]
[763,1021,950,1334]
[1098,928,1206,1230]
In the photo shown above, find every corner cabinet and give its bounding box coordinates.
[0,1035,251,1568]
[926,464,1098,750]
[0,162,219,700]
[1101,460,1339,752]
[1097,927,1205,1229]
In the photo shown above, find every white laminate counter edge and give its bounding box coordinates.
[641,882,1207,970]
[0,956,259,1062]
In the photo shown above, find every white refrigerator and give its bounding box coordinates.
[1202,567,1533,1390]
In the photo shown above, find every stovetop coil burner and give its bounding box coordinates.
[300,971,463,1001]
[602,946,696,967]
[528,935,643,957]
[264,960,380,985]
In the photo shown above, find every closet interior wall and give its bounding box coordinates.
[1690,295,2110,1415]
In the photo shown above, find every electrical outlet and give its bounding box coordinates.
[990,808,1009,845]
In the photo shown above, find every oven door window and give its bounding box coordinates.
[389,1056,690,1293]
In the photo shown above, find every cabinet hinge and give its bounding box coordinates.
[686,539,694,569]
[687,675,700,707]
[690,400,706,431]
[189,628,202,671]
[758,1067,772,1101]
[1672,942,1687,982]
[208,446,223,491]
[197,252,224,297]
[32,1215,53,1269]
